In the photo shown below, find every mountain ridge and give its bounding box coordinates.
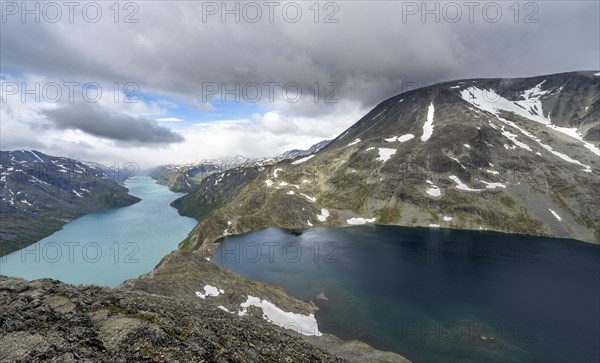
[172,71,599,253]
[0,150,141,256]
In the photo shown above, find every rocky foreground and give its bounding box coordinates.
[0,251,409,363]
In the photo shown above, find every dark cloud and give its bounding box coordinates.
[1,1,598,115]
[42,102,184,145]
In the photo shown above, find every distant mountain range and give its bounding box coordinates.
[172,71,600,253]
[151,140,330,193]
[0,150,140,256]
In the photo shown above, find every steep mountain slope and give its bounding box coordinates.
[152,140,330,193]
[0,150,141,256]
[174,71,600,253]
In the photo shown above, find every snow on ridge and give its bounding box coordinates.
[347,217,376,225]
[462,87,593,172]
[376,148,396,162]
[29,151,45,163]
[421,102,435,141]
[195,285,224,299]
[594,72,600,76]
[238,296,322,337]
[317,208,329,222]
[549,209,562,221]
[292,155,315,165]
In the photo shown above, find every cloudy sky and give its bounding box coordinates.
[1,1,598,168]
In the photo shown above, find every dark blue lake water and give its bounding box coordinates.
[213,225,600,363]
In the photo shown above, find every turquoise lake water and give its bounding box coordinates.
[213,226,600,363]
[0,177,197,287]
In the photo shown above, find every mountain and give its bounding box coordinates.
[0,150,141,256]
[173,71,600,252]
[151,140,331,193]
[280,139,331,159]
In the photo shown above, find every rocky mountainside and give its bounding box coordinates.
[0,150,141,256]
[152,141,330,193]
[173,71,600,253]
[0,251,408,363]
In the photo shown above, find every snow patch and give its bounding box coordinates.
[273,168,283,178]
[549,209,562,221]
[443,216,453,221]
[462,86,594,171]
[449,175,480,191]
[377,148,396,162]
[316,208,329,222]
[195,285,224,299]
[346,217,376,225]
[421,102,435,141]
[425,180,441,197]
[238,296,322,336]
[286,190,295,195]
[479,180,506,189]
[429,224,440,228]
[398,134,415,142]
[449,156,466,169]
[265,179,273,187]
[300,193,316,202]
[218,306,234,314]
[348,138,361,146]
[292,155,315,165]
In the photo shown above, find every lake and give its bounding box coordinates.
[0,177,197,287]
[212,225,600,363]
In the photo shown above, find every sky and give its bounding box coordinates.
[1,1,598,168]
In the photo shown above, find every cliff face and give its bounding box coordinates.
[0,251,409,363]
